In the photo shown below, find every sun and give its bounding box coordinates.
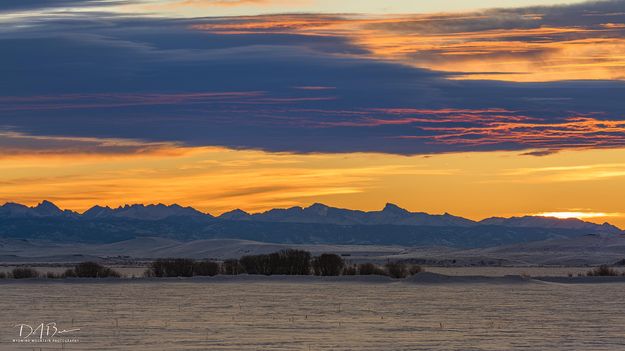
[535,212,611,220]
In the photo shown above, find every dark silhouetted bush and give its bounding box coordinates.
[312,254,344,276]
[240,250,311,275]
[45,271,63,279]
[11,267,39,279]
[357,263,386,276]
[0,272,7,279]
[343,265,357,275]
[385,262,408,279]
[193,260,220,276]
[587,265,619,277]
[68,262,121,278]
[221,259,244,275]
[240,254,271,275]
[280,249,312,275]
[408,265,423,275]
[147,258,223,277]
[148,258,195,277]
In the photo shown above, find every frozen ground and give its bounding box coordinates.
[1,278,625,350]
[2,266,625,278]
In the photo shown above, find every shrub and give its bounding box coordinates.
[240,250,312,275]
[357,263,386,276]
[11,267,39,279]
[45,271,63,279]
[342,265,357,275]
[587,265,619,277]
[69,262,121,278]
[147,258,223,277]
[221,259,244,275]
[149,258,195,277]
[193,260,220,276]
[312,254,344,276]
[408,265,423,275]
[273,249,312,275]
[0,272,7,279]
[240,254,271,275]
[385,262,408,279]
[64,268,77,278]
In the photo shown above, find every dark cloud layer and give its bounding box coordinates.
[0,0,128,12]
[1,1,625,155]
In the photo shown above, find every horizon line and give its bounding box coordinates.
[1,199,621,228]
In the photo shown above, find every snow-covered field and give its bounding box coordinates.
[3,234,625,266]
[2,265,625,278]
[2,279,625,350]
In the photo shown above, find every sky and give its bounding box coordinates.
[1,0,625,225]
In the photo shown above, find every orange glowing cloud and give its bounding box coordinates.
[191,12,625,82]
[398,116,625,150]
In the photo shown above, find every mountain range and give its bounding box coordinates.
[0,201,621,248]
[1,201,620,232]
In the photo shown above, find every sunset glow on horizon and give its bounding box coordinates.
[534,211,620,220]
[2,137,625,227]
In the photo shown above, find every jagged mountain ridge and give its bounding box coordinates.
[82,203,208,221]
[0,201,621,234]
[0,200,75,218]
[222,203,476,227]
[480,216,621,233]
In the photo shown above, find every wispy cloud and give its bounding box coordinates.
[394,116,625,150]
[191,1,625,81]
[149,0,306,9]
[0,131,185,157]
[0,91,265,112]
[501,162,625,182]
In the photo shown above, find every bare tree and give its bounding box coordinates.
[221,259,244,275]
[11,267,39,279]
[312,254,344,276]
[70,261,121,278]
[358,263,386,276]
[385,261,408,279]
[193,260,220,276]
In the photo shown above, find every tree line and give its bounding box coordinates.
[146,250,422,278]
[0,261,121,279]
[0,250,424,279]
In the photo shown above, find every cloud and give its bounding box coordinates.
[0,91,265,112]
[0,131,186,157]
[500,162,625,182]
[1,1,625,155]
[188,2,625,81]
[0,0,128,13]
[151,0,305,9]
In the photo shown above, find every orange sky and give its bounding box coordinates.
[2,136,625,226]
